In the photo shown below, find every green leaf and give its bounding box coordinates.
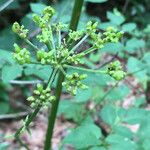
[30,3,46,14]
[85,0,108,3]
[63,123,101,149]
[0,49,14,64]
[24,65,52,80]
[127,57,147,81]
[105,134,137,150]
[0,102,9,114]
[58,100,85,122]
[113,125,133,139]
[122,108,147,124]
[107,85,130,101]
[99,22,116,30]
[142,52,150,65]
[122,23,137,32]
[2,65,23,83]
[101,42,124,54]
[125,38,145,53]
[0,142,9,150]
[100,104,117,126]
[74,88,92,102]
[107,11,125,25]
[134,96,146,107]
[0,27,16,51]
[142,139,150,150]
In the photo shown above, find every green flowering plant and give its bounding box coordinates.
[11,5,126,149]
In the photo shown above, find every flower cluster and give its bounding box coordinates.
[13,43,31,65]
[62,73,88,95]
[107,60,126,81]
[103,27,124,43]
[66,53,84,65]
[69,30,84,41]
[86,21,123,49]
[86,21,98,35]
[33,6,55,29]
[37,28,51,44]
[12,22,28,39]
[36,50,55,65]
[27,84,55,108]
[12,5,125,99]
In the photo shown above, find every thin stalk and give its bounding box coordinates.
[15,106,41,138]
[81,46,97,56]
[48,25,55,50]
[15,69,55,144]
[57,29,61,47]
[59,66,67,76]
[25,39,39,51]
[64,64,107,74]
[44,0,84,149]
[74,46,96,59]
[17,137,30,150]
[70,34,88,52]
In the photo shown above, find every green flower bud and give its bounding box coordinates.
[110,70,126,81]
[12,22,20,33]
[43,6,55,17]
[14,43,21,53]
[86,21,98,35]
[27,96,35,102]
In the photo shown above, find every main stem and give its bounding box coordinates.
[44,0,84,150]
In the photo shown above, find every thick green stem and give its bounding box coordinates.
[44,0,84,149]
[44,71,65,150]
[69,0,84,30]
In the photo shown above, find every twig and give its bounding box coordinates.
[0,0,14,12]
[123,0,130,13]
[0,111,31,120]
[97,52,118,69]
[9,80,46,85]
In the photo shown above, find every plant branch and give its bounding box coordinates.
[25,39,39,51]
[63,64,107,74]
[70,34,88,52]
[44,0,84,149]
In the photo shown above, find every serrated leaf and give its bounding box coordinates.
[2,65,23,83]
[127,57,147,80]
[58,100,85,122]
[74,88,92,102]
[107,11,125,25]
[0,49,14,64]
[30,3,46,14]
[123,108,147,124]
[113,125,133,138]
[106,134,137,150]
[125,38,145,53]
[101,42,124,54]
[63,123,101,149]
[107,85,130,101]
[122,23,137,32]
[100,104,117,126]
